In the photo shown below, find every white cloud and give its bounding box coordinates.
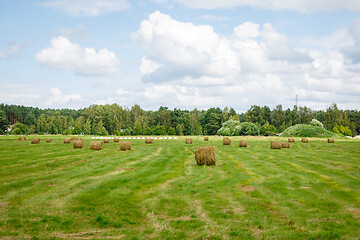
[36,36,120,75]
[342,18,360,64]
[174,0,360,12]
[40,0,130,17]
[53,24,90,39]
[0,42,30,59]
[46,87,81,106]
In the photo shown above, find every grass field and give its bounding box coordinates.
[0,136,359,239]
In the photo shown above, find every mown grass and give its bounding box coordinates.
[0,136,359,239]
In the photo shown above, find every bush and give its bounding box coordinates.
[11,123,27,135]
[260,122,277,136]
[232,122,260,136]
[62,129,72,135]
[113,130,120,136]
[167,126,176,135]
[217,127,231,136]
[310,119,324,128]
[281,124,339,138]
[333,125,351,136]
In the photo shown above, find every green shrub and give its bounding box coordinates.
[281,124,339,138]
[333,124,351,136]
[310,119,324,128]
[217,127,231,136]
[260,122,277,136]
[113,130,121,136]
[11,123,27,135]
[232,122,260,136]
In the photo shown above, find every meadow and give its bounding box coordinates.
[0,136,359,239]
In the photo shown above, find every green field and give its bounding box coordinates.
[0,136,359,239]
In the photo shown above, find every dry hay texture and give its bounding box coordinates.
[18,137,26,141]
[239,140,248,147]
[70,137,81,141]
[223,137,231,145]
[31,138,40,144]
[64,138,71,144]
[195,146,216,166]
[301,138,309,143]
[270,141,282,149]
[90,141,102,151]
[120,141,132,151]
[45,138,52,143]
[103,139,110,143]
[186,139,193,144]
[282,142,290,148]
[145,138,153,144]
[73,140,84,149]
[328,138,335,143]
[204,136,209,141]
[288,138,295,143]
[114,137,119,142]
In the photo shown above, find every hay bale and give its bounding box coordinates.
[18,137,26,141]
[31,138,40,144]
[204,136,209,141]
[239,140,248,147]
[114,137,119,142]
[328,138,335,143]
[195,146,216,166]
[185,139,192,144]
[301,138,309,143]
[288,138,295,143]
[103,139,110,143]
[90,141,102,150]
[281,142,290,148]
[46,138,52,143]
[64,138,71,144]
[120,141,132,151]
[70,137,81,141]
[270,141,282,149]
[145,138,153,144]
[73,140,84,149]
[223,137,231,145]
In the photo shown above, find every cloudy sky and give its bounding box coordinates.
[1,0,360,111]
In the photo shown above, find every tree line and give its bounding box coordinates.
[0,103,359,136]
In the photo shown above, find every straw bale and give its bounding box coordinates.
[145,138,153,144]
[103,139,110,143]
[186,139,193,144]
[301,138,309,143]
[90,141,102,150]
[31,138,40,144]
[239,140,248,147]
[204,136,209,141]
[288,138,295,143]
[64,138,71,144]
[114,137,119,142]
[328,138,335,143]
[120,141,132,151]
[73,140,84,149]
[70,137,81,141]
[270,141,282,149]
[195,146,216,166]
[18,137,26,141]
[46,138,52,143]
[223,137,231,145]
[281,142,290,148]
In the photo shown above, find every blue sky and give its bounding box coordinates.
[1,0,360,111]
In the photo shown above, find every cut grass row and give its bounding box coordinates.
[0,136,359,239]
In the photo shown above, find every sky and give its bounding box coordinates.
[1,0,360,112]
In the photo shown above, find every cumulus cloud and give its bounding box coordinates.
[40,0,130,17]
[36,36,120,75]
[174,0,360,12]
[342,18,360,64]
[46,87,81,106]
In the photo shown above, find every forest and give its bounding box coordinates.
[0,103,359,136]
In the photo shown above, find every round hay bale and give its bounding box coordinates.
[70,137,81,141]
[223,137,231,145]
[195,146,216,166]
[64,138,71,144]
[145,138,153,144]
[301,138,309,143]
[281,142,290,148]
[288,138,295,143]
[18,137,26,141]
[103,139,110,143]
[120,141,132,151]
[73,140,84,149]
[31,138,40,144]
[328,138,335,143]
[270,141,282,149]
[204,136,209,141]
[46,138,52,143]
[239,140,248,148]
[114,137,119,142]
[185,139,192,144]
[90,141,102,150]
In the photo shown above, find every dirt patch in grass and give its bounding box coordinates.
[347,207,360,220]
[239,185,255,192]
[56,230,125,239]
[0,202,9,209]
